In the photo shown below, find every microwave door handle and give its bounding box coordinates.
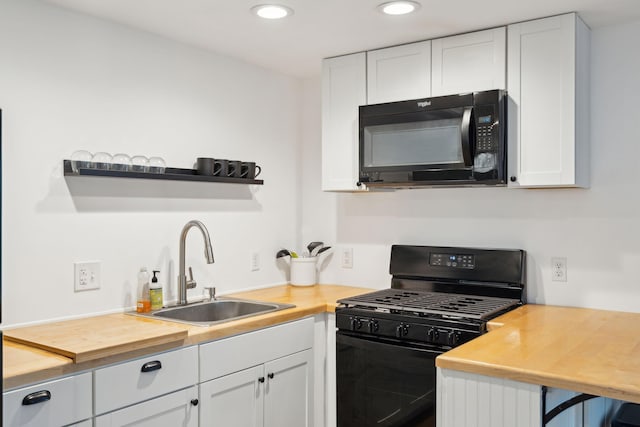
[461,107,474,167]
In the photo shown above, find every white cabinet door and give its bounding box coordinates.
[264,349,313,427]
[199,365,264,427]
[321,53,367,192]
[507,13,590,188]
[367,40,431,104]
[95,386,198,427]
[432,27,506,96]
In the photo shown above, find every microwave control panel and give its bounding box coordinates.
[475,105,498,153]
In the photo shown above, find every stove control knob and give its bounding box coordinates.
[427,328,436,342]
[395,323,409,338]
[350,317,362,331]
[448,331,461,346]
[368,319,379,333]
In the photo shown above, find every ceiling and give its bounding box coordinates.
[43,0,640,78]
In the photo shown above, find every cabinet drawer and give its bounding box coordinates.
[94,345,198,415]
[200,317,314,381]
[95,386,198,427]
[3,372,92,427]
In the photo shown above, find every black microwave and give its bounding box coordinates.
[358,89,506,188]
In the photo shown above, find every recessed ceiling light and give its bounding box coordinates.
[251,4,294,19]
[378,1,421,15]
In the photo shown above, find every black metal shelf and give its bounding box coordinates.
[63,160,264,185]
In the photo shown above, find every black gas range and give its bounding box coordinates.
[335,245,525,427]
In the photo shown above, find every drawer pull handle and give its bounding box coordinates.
[22,390,51,406]
[141,360,162,373]
[268,373,274,379]
[258,377,265,383]
[191,399,199,406]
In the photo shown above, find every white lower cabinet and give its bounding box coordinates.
[95,386,198,427]
[4,318,318,427]
[2,372,92,427]
[200,350,312,427]
[199,317,314,427]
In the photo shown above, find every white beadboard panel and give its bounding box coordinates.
[438,368,625,427]
[437,368,541,427]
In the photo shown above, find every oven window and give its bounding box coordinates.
[362,117,463,168]
[337,332,437,427]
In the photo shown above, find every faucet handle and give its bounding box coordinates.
[186,266,197,289]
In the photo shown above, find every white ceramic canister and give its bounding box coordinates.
[290,257,318,286]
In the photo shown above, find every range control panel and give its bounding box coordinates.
[429,253,475,269]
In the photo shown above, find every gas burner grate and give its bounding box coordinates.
[338,289,519,320]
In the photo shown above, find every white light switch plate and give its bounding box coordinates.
[74,261,101,291]
[341,248,353,269]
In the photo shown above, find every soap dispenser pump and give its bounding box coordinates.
[149,270,163,310]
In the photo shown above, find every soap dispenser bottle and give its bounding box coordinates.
[136,267,151,313]
[149,270,163,310]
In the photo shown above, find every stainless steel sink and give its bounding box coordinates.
[129,298,295,326]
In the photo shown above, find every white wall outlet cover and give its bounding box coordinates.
[341,248,353,269]
[74,261,101,291]
[250,252,260,272]
[551,257,567,282]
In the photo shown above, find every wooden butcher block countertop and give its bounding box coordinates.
[436,304,640,404]
[3,284,372,390]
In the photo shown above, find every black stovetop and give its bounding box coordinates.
[338,288,520,320]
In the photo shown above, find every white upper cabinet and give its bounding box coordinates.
[431,27,506,96]
[507,13,590,188]
[321,53,367,192]
[367,40,431,104]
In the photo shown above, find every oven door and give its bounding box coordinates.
[336,331,441,427]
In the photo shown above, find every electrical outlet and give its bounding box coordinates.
[551,257,567,282]
[341,248,353,269]
[74,261,101,291]
[250,252,260,272]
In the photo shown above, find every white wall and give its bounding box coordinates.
[2,2,638,328]
[303,19,640,313]
[0,0,302,327]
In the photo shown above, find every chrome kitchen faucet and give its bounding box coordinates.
[178,220,214,305]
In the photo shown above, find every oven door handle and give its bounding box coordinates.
[461,106,475,167]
